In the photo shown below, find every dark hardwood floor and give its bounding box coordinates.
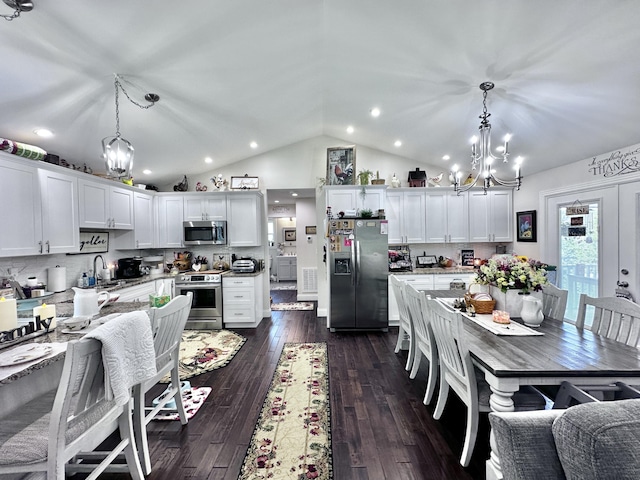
[108,288,489,479]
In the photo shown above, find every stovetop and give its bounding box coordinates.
[176,271,223,284]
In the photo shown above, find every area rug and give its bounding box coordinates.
[270,283,297,291]
[153,386,212,421]
[238,342,332,480]
[271,302,315,311]
[160,329,246,383]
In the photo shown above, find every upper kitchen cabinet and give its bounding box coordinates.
[183,194,226,221]
[113,190,155,249]
[468,189,513,242]
[156,194,184,248]
[0,157,79,257]
[78,178,134,230]
[325,185,386,216]
[386,189,426,244]
[425,191,469,243]
[227,192,263,247]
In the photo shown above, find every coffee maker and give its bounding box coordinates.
[116,257,142,279]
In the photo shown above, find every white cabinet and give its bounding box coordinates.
[425,191,469,243]
[114,281,157,303]
[78,179,134,230]
[223,273,264,327]
[325,185,386,216]
[468,189,513,242]
[386,189,426,244]
[156,195,184,248]
[432,273,476,290]
[227,193,262,247]
[183,194,226,221]
[113,191,155,249]
[0,158,79,257]
[388,274,434,321]
[276,256,297,281]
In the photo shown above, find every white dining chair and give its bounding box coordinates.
[403,283,438,405]
[0,338,145,480]
[542,284,568,321]
[426,298,546,467]
[133,292,193,474]
[576,293,640,346]
[390,275,414,372]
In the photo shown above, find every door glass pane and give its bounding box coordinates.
[559,202,599,322]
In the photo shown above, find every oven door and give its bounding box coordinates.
[175,283,222,320]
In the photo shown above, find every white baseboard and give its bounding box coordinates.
[297,293,318,301]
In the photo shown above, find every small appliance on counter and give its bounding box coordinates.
[116,257,143,279]
[231,257,260,273]
[388,245,412,272]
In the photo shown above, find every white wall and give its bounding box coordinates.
[295,198,317,301]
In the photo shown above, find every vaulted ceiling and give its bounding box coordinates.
[2,1,640,186]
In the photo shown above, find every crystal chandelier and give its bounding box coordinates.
[451,81,523,194]
[102,74,159,179]
[1,0,32,21]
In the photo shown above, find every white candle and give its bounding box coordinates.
[0,297,18,332]
[33,303,56,329]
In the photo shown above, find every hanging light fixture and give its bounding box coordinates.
[102,74,159,179]
[451,81,523,194]
[1,0,32,21]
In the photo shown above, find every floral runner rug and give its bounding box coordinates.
[271,302,315,311]
[238,342,332,480]
[160,329,246,382]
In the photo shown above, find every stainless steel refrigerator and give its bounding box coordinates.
[328,218,389,331]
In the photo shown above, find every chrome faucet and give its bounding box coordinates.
[93,255,107,283]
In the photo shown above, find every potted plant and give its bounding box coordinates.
[360,208,373,218]
[358,169,373,185]
[371,170,385,185]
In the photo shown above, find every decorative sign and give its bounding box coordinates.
[570,217,584,226]
[587,144,640,178]
[77,231,109,254]
[568,227,586,237]
[305,226,317,235]
[566,205,589,215]
[461,249,475,267]
[230,175,259,189]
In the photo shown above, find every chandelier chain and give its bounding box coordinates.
[1,6,20,20]
[112,74,157,138]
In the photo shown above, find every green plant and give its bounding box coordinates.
[358,169,373,185]
[360,208,373,218]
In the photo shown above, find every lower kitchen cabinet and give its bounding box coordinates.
[115,281,157,303]
[276,256,297,281]
[223,273,264,327]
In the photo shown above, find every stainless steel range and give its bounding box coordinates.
[174,271,223,330]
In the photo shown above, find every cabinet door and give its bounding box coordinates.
[425,193,447,243]
[110,187,134,230]
[157,195,184,248]
[227,194,262,247]
[78,179,110,228]
[447,192,469,243]
[133,192,154,248]
[184,197,205,221]
[403,190,426,243]
[468,191,491,242]
[39,169,79,254]
[0,159,42,256]
[203,196,226,220]
[385,191,403,243]
[358,187,386,213]
[326,188,357,215]
[490,190,513,242]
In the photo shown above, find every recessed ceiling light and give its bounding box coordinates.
[394,140,402,147]
[370,107,381,118]
[346,126,354,134]
[33,128,53,137]
[274,200,280,203]
[142,169,152,175]
[205,157,213,164]
[442,155,450,161]
[250,141,258,149]
[291,192,298,197]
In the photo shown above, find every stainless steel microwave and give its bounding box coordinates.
[183,221,227,245]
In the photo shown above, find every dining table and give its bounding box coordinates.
[421,290,640,480]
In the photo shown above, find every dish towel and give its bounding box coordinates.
[86,310,157,405]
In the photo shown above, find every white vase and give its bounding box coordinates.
[489,285,542,318]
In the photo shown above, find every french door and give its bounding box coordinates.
[618,182,640,302]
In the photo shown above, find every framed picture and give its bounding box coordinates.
[516,210,537,242]
[73,231,109,254]
[305,225,317,235]
[230,175,259,190]
[284,228,296,242]
[326,145,356,186]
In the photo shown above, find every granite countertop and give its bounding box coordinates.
[223,270,264,278]
[390,267,477,275]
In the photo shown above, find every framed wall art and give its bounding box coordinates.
[326,145,356,186]
[305,226,317,235]
[73,231,109,254]
[516,210,537,242]
[230,175,259,190]
[284,228,296,242]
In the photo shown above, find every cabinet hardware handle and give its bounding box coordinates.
[46,241,50,253]
[39,240,43,254]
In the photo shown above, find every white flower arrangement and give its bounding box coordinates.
[475,255,549,294]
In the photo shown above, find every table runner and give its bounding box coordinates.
[437,298,543,336]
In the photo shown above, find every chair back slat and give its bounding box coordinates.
[148,293,193,371]
[426,298,475,397]
[390,275,411,331]
[576,293,640,346]
[542,284,568,321]
[404,284,434,351]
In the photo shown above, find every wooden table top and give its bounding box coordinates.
[422,290,640,379]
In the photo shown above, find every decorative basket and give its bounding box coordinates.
[464,290,496,314]
[371,179,385,185]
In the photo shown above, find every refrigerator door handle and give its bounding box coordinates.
[356,240,361,286]
[351,240,357,286]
